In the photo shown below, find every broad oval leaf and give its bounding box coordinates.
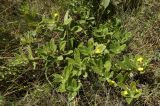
[104,60,111,72]
[64,10,72,25]
[100,0,110,9]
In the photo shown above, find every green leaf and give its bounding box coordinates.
[72,70,81,77]
[79,46,91,56]
[63,65,73,81]
[38,39,57,57]
[109,71,114,78]
[64,50,73,55]
[71,26,82,33]
[57,55,63,61]
[93,25,110,38]
[130,82,137,90]
[121,32,132,43]
[67,79,81,92]
[88,38,94,51]
[27,45,34,60]
[100,0,110,9]
[95,44,106,54]
[74,49,81,63]
[126,98,133,104]
[116,73,126,87]
[64,10,72,25]
[88,38,94,46]
[107,79,117,87]
[83,72,88,78]
[72,79,78,89]
[121,90,129,97]
[68,92,77,102]
[49,39,57,52]
[54,74,63,82]
[134,89,142,98]
[59,41,66,51]
[58,83,66,92]
[92,59,103,76]
[110,42,126,54]
[70,38,74,48]
[67,58,75,65]
[104,61,111,72]
[20,31,37,45]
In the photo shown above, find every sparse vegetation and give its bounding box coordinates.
[0,0,160,106]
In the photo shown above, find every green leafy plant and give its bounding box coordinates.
[1,0,149,105]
